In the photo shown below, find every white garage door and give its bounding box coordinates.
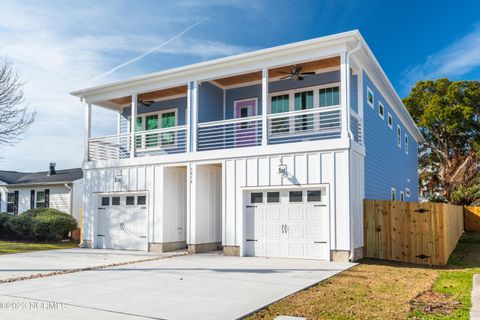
[96,194,147,251]
[245,188,329,260]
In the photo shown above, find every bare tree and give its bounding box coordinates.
[0,58,35,145]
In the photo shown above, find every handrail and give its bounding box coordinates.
[266,105,341,120]
[197,115,262,128]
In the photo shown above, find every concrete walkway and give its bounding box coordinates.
[472,274,480,320]
[0,252,354,319]
[0,248,185,281]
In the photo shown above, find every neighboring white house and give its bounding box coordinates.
[71,30,423,261]
[0,163,83,221]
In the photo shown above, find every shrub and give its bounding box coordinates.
[6,208,77,241]
[0,212,14,238]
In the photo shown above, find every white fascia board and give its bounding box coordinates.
[83,138,351,170]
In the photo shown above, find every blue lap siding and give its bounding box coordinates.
[363,71,418,201]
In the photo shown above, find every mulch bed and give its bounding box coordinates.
[409,290,461,317]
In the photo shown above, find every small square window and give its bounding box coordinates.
[137,196,146,205]
[391,188,396,201]
[307,190,321,202]
[101,197,110,206]
[251,192,263,204]
[126,196,135,205]
[289,191,303,203]
[367,87,374,108]
[388,113,393,129]
[405,134,409,154]
[266,192,280,203]
[378,102,384,119]
[397,125,402,147]
[112,197,120,206]
[406,188,411,198]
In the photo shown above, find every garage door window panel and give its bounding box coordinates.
[289,191,303,203]
[250,192,263,204]
[307,190,321,202]
[266,192,280,203]
[101,197,110,206]
[137,196,146,205]
[126,196,135,205]
[112,197,120,205]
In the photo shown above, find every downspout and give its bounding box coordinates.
[346,41,361,262]
[65,183,73,216]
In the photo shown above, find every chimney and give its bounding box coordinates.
[48,162,56,176]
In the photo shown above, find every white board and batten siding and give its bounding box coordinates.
[223,150,352,255]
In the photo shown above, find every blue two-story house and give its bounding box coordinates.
[71,30,422,261]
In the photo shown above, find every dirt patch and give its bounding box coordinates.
[410,290,461,317]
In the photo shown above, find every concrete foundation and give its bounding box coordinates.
[352,247,364,261]
[149,241,187,252]
[223,246,240,256]
[330,250,350,262]
[188,242,221,254]
[80,240,93,248]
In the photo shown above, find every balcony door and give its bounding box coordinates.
[234,98,257,147]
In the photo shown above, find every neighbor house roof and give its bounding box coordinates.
[0,168,83,186]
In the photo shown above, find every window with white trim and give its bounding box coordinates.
[397,125,401,147]
[388,113,393,129]
[129,109,177,148]
[391,188,396,201]
[7,192,14,213]
[400,191,405,202]
[319,86,340,107]
[405,134,409,154]
[378,102,384,119]
[406,188,411,198]
[367,87,374,108]
[36,191,45,208]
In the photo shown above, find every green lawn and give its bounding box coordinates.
[0,240,79,255]
[248,232,480,320]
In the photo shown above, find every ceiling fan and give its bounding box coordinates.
[277,65,315,81]
[138,99,155,106]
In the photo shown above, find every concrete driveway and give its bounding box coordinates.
[0,251,354,320]
[0,248,184,281]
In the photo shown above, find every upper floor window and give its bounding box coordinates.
[129,109,177,148]
[271,94,290,134]
[400,191,405,202]
[378,102,385,119]
[405,134,409,154]
[406,188,411,198]
[367,87,374,108]
[388,113,393,129]
[397,125,401,147]
[36,191,45,208]
[7,192,15,213]
[295,91,314,110]
[319,86,339,107]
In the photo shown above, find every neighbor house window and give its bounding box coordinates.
[397,125,401,147]
[367,87,374,108]
[405,134,409,154]
[36,191,45,208]
[388,113,393,129]
[378,102,384,119]
[391,188,396,201]
[7,192,15,213]
[319,86,340,107]
[271,94,290,134]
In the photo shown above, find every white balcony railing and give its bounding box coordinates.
[267,106,342,144]
[134,126,187,156]
[197,116,263,151]
[88,133,131,161]
[350,110,363,144]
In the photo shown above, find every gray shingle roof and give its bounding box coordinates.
[0,168,83,186]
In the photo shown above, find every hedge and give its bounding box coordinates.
[1,208,77,241]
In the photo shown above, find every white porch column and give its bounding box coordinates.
[130,93,137,158]
[340,52,349,139]
[186,82,191,152]
[192,80,199,152]
[83,101,91,162]
[261,68,269,145]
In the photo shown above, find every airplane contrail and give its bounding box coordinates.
[87,17,209,84]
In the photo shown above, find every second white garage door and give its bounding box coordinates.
[245,188,330,260]
[96,194,147,251]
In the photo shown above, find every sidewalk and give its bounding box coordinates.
[472,274,480,320]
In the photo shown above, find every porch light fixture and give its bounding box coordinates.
[277,164,288,178]
[114,172,123,183]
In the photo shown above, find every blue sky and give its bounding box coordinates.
[0,0,479,171]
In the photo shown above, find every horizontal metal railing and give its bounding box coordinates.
[88,133,131,161]
[134,126,187,156]
[267,106,342,144]
[197,116,262,151]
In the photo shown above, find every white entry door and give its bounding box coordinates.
[96,194,147,251]
[245,188,329,260]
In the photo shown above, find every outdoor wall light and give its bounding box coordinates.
[277,164,288,178]
[114,172,123,183]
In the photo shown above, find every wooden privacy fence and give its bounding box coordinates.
[464,206,480,232]
[364,200,464,266]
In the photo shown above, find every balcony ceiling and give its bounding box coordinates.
[213,56,340,87]
[105,85,188,107]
